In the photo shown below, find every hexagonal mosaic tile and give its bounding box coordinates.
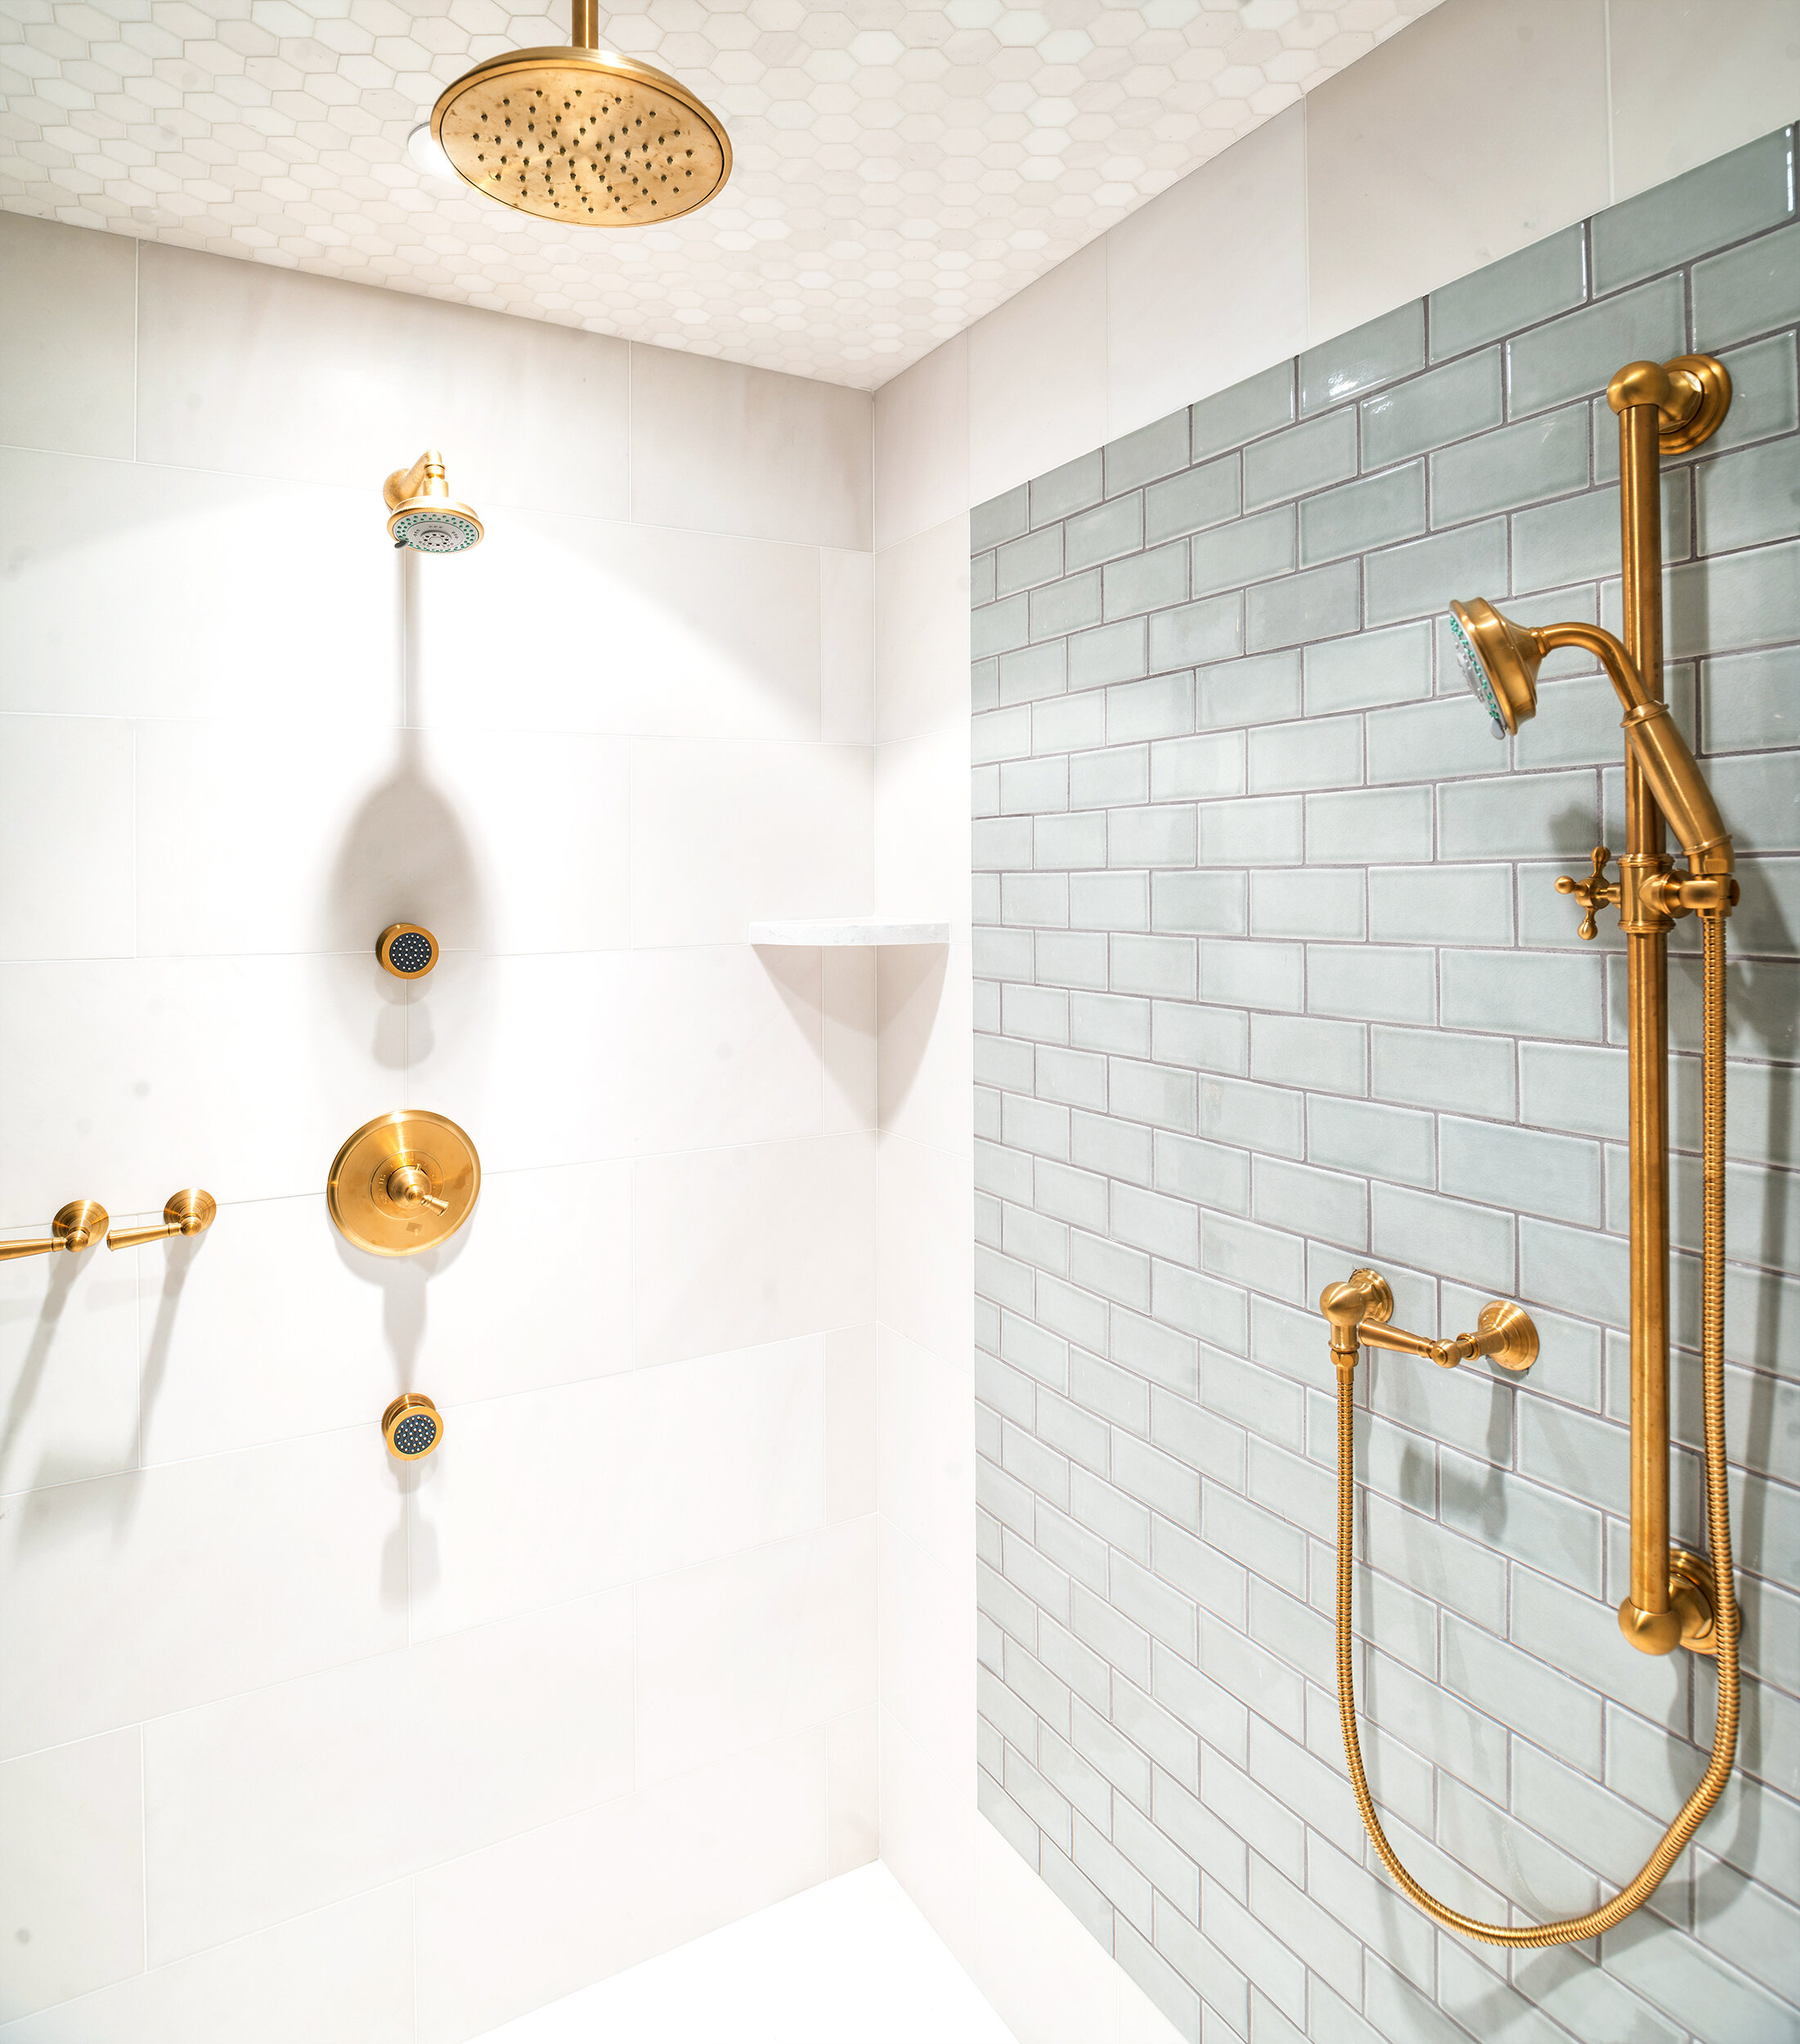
[0,0,1440,388]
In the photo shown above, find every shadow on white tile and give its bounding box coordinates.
[878,1516,975,1793]
[822,946,878,1135]
[876,1135,973,1371]
[877,1321,974,1578]
[827,1324,877,1523]
[879,936,971,1158]
[0,1242,139,1499]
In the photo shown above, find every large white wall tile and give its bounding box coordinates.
[0,719,134,962]
[967,240,1109,509]
[137,720,630,961]
[875,518,972,745]
[410,1340,827,1643]
[0,955,390,1221]
[626,944,823,1154]
[143,1589,635,1962]
[0,1884,413,2044]
[873,334,970,553]
[629,741,872,948]
[1306,0,1612,343]
[0,453,400,726]
[404,949,632,1173]
[878,1708,979,1980]
[827,1323,878,1522]
[0,1428,404,1759]
[877,1324,974,1580]
[412,1732,829,2044]
[411,511,822,742]
[826,1704,881,1876]
[632,1134,874,1366]
[1608,0,1800,198]
[136,246,631,518]
[875,724,972,924]
[879,1519,974,1795]
[821,547,874,746]
[1106,104,1308,438]
[628,347,872,551]
[0,215,134,462]
[876,1135,974,1373]
[0,1729,142,2022]
[0,1242,139,1499]
[635,1519,878,1784]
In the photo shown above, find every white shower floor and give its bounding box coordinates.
[475,1862,1021,2043]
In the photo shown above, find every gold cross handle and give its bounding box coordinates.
[1555,845,1621,940]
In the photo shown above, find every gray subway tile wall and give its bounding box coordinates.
[970,127,1800,2044]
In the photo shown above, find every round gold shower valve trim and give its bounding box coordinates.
[327,1110,480,1256]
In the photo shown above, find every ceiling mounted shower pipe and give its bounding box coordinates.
[1320,351,1742,1949]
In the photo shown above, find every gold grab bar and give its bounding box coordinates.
[0,1201,110,1262]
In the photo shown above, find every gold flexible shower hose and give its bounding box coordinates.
[1331,907,1739,1946]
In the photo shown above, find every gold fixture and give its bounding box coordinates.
[376,922,439,980]
[0,1200,110,1263]
[429,0,731,227]
[326,1109,481,1257]
[1323,353,1740,1948]
[384,452,483,554]
[382,1392,445,1460]
[107,1188,217,1252]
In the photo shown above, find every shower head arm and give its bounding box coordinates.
[1530,621,1733,876]
[384,451,448,512]
[1531,621,1651,715]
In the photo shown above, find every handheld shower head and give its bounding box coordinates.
[1448,596,1734,875]
[384,451,483,554]
[1448,598,1541,737]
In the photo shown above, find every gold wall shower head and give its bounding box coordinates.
[384,452,483,554]
[429,0,731,226]
[383,1392,445,1460]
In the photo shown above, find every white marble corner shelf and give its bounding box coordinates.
[747,918,949,945]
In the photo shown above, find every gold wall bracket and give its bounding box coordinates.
[108,1188,217,1252]
[1319,1269,1537,1374]
[327,1110,480,1256]
[1621,1545,1719,1658]
[0,1200,110,1262]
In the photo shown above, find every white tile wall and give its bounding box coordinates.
[0,214,876,2037]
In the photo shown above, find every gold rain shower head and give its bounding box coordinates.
[429,0,731,226]
[384,451,483,554]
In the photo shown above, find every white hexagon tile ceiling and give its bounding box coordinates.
[1,0,1441,388]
